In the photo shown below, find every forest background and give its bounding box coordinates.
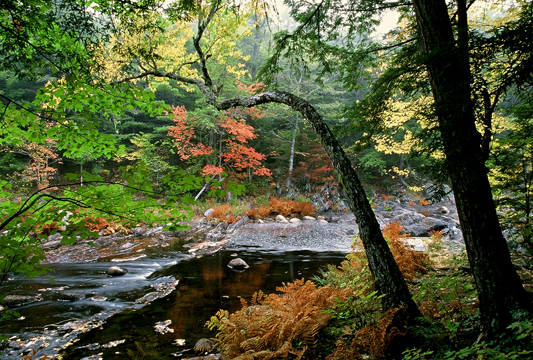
[1,0,533,359]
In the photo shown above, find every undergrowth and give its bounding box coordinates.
[205,196,316,223]
[205,222,533,359]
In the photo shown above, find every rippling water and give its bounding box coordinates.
[1,246,347,359]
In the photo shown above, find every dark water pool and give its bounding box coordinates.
[1,249,347,359]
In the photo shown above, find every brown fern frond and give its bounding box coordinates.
[240,336,265,352]
[344,307,411,360]
[383,222,429,281]
[326,339,363,360]
[214,279,351,360]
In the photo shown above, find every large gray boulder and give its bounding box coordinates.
[404,217,448,237]
[376,208,455,237]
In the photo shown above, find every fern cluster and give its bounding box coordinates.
[383,222,429,282]
[207,279,352,359]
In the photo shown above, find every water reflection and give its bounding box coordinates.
[1,249,346,359]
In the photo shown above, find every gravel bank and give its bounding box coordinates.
[226,218,359,252]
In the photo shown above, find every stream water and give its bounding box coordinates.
[0,243,348,359]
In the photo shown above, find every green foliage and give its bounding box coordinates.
[205,309,230,332]
[127,337,161,360]
[0,164,203,285]
[489,101,533,251]
[403,319,533,359]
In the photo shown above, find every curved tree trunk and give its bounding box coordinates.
[413,0,532,336]
[217,92,421,317]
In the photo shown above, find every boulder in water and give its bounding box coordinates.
[194,338,215,353]
[107,266,128,276]
[57,292,86,301]
[227,258,249,270]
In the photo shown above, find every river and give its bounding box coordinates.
[1,243,348,359]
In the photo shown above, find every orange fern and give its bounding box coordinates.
[214,279,351,360]
[383,222,429,282]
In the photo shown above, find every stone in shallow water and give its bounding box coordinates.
[194,338,215,353]
[106,266,128,276]
[227,258,249,270]
[2,295,40,307]
[57,292,86,301]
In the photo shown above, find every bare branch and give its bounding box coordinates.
[193,0,223,98]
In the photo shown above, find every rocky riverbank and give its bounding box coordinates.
[38,197,464,264]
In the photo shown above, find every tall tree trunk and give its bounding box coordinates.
[286,117,298,188]
[413,0,532,336]
[218,92,421,317]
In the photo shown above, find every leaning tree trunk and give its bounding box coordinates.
[413,0,532,336]
[217,92,421,317]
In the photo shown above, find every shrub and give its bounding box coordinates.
[383,222,429,282]
[206,279,352,360]
[267,197,315,218]
[36,221,58,235]
[246,208,259,219]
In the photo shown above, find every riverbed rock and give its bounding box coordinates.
[48,233,63,241]
[289,218,301,224]
[2,295,41,307]
[204,209,215,217]
[227,258,249,270]
[106,266,128,276]
[275,214,287,222]
[57,292,86,302]
[194,338,216,353]
[302,216,315,221]
[437,206,450,215]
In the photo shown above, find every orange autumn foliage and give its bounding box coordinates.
[383,222,429,282]
[36,221,58,235]
[246,198,316,219]
[215,279,352,360]
[167,104,271,178]
[327,307,412,360]
[82,216,132,236]
[267,197,315,217]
